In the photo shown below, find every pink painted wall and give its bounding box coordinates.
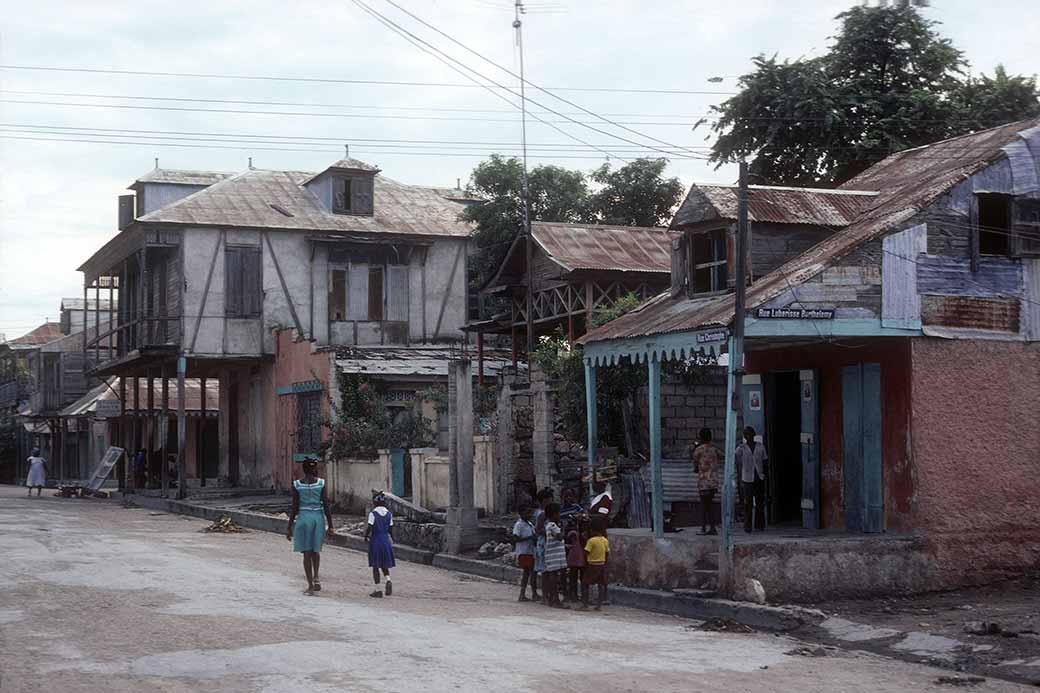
[267,329,332,490]
[910,338,1040,579]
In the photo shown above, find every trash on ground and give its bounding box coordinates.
[935,675,986,687]
[785,646,830,657]
[696,618,754,633]
[200,515,248,533]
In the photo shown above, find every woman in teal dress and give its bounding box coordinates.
[287,460,334,594]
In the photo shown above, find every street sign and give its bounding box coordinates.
[755,307,835,320]
[95,399,122,418]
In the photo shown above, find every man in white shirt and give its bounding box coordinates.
[736,426,768,533]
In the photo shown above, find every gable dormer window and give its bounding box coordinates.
[332,175,374,216]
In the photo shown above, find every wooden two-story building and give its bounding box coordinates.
[79,158,477,492]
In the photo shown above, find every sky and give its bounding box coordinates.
[0,0,1036,340]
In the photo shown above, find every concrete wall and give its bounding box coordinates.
[325,457,388,511]
[608,530,719,590]
[411,447,450,511]
[745,339,914,532]
[910,338,1040,582]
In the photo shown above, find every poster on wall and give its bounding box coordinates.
[749,391,762,411]
[802,381,813,402]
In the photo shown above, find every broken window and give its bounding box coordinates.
[1014,198,1040,256]
[225,246,262,318]
[333,177,353,214]
[328,257,407,322]
[977,193,1011,256]
[296,391,322,456]
[690,228,729,294]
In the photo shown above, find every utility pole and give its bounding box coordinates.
[718,160,749,596]
[514,0,534,363]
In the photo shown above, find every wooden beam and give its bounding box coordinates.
[263,231,306,336]
[176,355,187,500]
[189,232,223,354]
[199,376,207,486]
[161,363,168,497]
[584,361,597,499]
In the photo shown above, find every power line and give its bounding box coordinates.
[380,0,706,159]
[0,64,738,96]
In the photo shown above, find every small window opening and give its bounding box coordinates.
[333,178,353,214]
[977,193,1011,256]
[691,228,728,293]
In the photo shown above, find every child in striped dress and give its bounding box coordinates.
[541,503,568,609]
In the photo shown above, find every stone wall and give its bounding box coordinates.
[637,369,728,458]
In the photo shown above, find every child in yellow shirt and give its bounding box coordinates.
[580,524,609,610]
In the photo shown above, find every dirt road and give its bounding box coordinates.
[0,486,1029,692]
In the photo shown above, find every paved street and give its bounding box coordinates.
[0,486,1028,693]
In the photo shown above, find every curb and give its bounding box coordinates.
[124,494,816,632]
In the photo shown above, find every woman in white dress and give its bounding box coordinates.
[26,448,47,496]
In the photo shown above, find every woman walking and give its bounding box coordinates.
[365,492,396,597]
[286,460,334,595]
[25,448,47,497]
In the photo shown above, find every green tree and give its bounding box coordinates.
[589,158,684,227]
[706,5,1040,186]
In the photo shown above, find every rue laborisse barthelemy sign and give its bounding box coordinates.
[755,307,834,320]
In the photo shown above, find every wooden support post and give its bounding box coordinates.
[118,376,127,489]
[510,326,518,370]
[176,355,187,500]
[109,276,115,356]
[82,281,89,359]
[147,373,154,486]
[648,357,664,539]
[132,376,140,483]
[584,359,597,498]
[94,282,101,366]
[161,364,168,497]
[477,332,485,387]
[199,376,207,486]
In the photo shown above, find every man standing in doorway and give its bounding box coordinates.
[737,426,768,533]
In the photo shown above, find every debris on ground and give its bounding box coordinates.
[695,618,755,633]
[785,646,832,657]
[477,541,513,560]
[121,498,137,508]
[963,621,1017,637]
[935,675,986,687]
[200,515,248,534]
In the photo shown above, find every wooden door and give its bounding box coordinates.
[842,363,883,533]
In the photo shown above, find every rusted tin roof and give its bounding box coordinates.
[582,117,1040,345]
[532,222,675,274]
[131,168,233,186]
[135,169,473,238]
[60,377,221,417]
[7,322,64,347]
[672,185,875,228]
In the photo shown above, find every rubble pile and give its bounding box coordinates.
[201,515,248,534]
[477,541,514,562]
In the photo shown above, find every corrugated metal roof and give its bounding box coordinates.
[672,185,876,228]
[60,377,221,417]
[7,322,64,347]
[335,347,512,378]
[136,169,473,238]
[532,222,675,274]
[582,117,1040,345]
[132,168,233,186]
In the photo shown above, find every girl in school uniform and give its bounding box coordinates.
[365,492,396,597]
[287,460,334,595]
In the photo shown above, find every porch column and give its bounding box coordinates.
[176,355,187,500]
[583,359,597,497]
[647,357,664,539]
[719,336,740,594]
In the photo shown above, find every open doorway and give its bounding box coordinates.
[767,372,803,525]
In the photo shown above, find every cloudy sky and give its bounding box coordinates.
[0,0,1035,339]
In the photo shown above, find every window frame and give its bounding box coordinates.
[688,227,730,295]
[328,253,409,323]
[332,177,353,214]
[224,244,263,319]
[295,390,323,457]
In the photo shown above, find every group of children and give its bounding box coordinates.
[286,463,611,608]
[512,486,610,610]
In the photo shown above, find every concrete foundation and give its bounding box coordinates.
[443,507,481,554]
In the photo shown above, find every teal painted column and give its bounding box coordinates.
[648,357,664,538]
[584,360,597,497]
[719,336,740,592]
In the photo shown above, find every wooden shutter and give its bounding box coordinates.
[333,177,351,214]
[351,177,375,216]
[348,263,369,320]
[670,236,686,298]
[225,247,243,317]
[241,247,262,317]
[386,265,409,322]
[329,269,347,321]
[368,266,385,321]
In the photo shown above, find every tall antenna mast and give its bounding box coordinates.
[514,0,534,361]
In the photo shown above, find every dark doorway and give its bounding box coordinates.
[768,372,803,524]
[978,193,1011,256]
[228,382,240,484]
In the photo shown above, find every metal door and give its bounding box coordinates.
[842,363,883,533]
[390,448,406,497]
[799,369,820,529]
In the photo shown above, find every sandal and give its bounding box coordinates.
[312,580,321,592]
[384,580,392,596]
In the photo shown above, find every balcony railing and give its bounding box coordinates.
[85,315,181,371]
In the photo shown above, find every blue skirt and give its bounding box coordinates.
[368,533,396,569]
[293,510,326,553]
